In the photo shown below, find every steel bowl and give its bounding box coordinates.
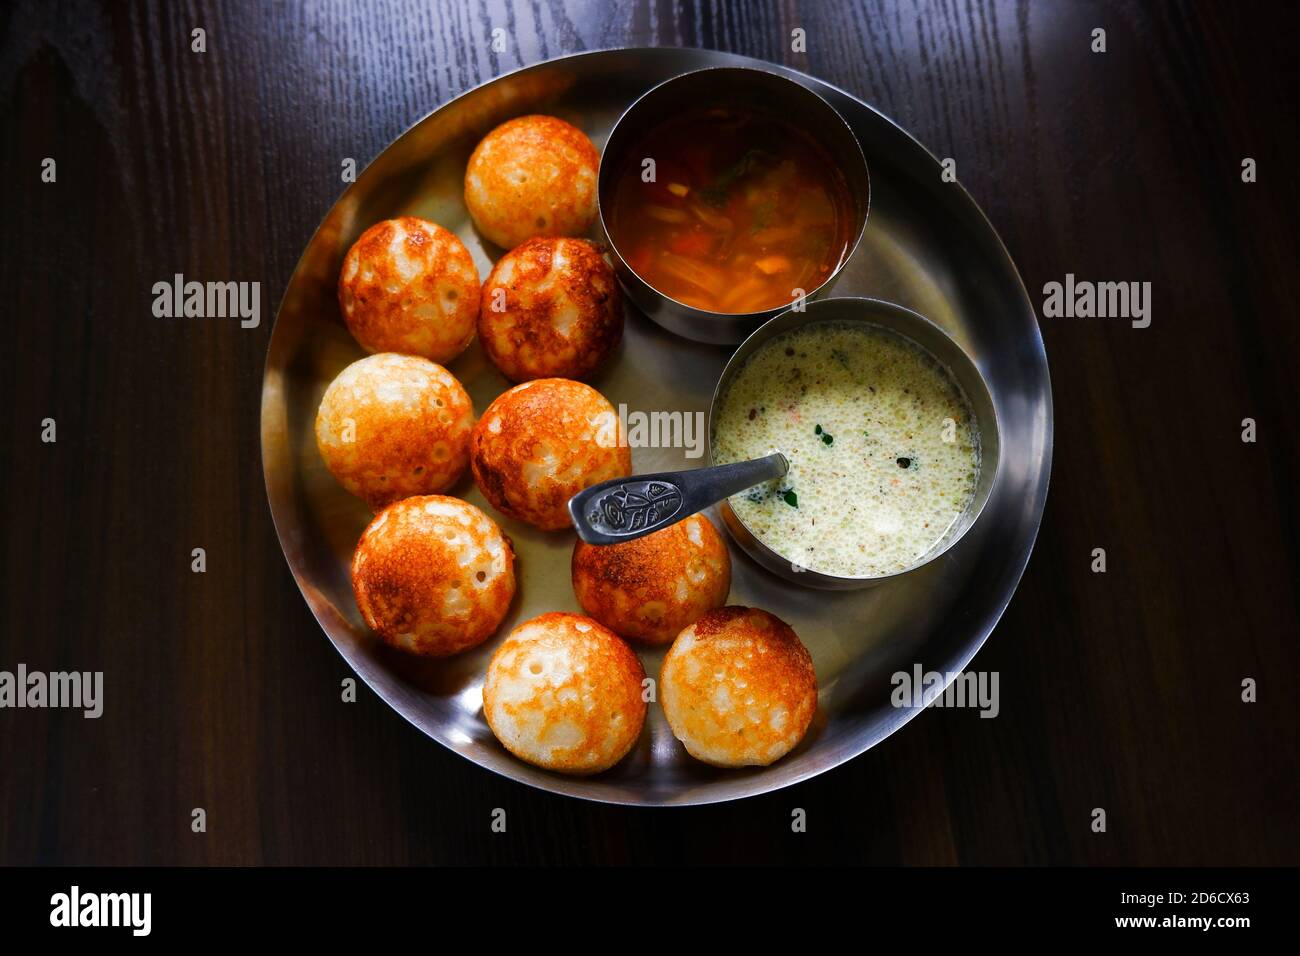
[597,66,870,344]
[709,297,1001,590]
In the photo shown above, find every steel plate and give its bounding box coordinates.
[261,47,1053,806]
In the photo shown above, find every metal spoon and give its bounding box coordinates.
[567,453,788,545]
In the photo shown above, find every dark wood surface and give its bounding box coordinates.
[1,0,1296,865]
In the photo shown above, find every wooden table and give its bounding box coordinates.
[1,0,1296,865]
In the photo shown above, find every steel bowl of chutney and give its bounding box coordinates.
[598,66,870,344]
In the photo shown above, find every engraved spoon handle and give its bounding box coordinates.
[567,453,789,545]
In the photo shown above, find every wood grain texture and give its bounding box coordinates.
[0,0,1296,865]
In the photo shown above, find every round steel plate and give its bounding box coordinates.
[261,47,1053,806]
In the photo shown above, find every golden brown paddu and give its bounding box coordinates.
[660,606,817,767]
[464,115,600,249]
[572,514,731,644]
[338,217,480,364]
[479,237,623,382]
[470,378,631,530]
[315,353,473,509]
[483,612,646,774]
[351,496,516,657]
